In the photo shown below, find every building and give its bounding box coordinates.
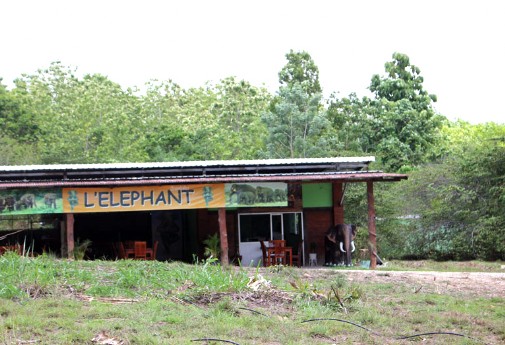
[0,157,407,268]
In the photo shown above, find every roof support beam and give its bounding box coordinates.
[332,182,344,225]
[218,208,229,266]
[65,213,75,259]
[367,181,377,269]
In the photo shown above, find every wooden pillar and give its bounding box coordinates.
[218,208,229,266]
[60,220,67,257]
[66,213,75,259]
[367,181,377,269]
[332,182,344,225]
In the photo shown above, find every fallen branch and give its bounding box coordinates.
[301,318,381,336]
[301,318,487,344]
[192,338,241,345]
[238,307,267,317]
[76,294,139,304]
[397,331,482,342]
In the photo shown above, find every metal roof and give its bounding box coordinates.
[0,157,408,187]
[0,157,375,171]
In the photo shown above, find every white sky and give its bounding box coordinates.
[1,0,504,124]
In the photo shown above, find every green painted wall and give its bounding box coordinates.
[302,183,333,208]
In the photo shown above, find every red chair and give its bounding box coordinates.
[134,241,147,260]
[146,241,158,260]
[260,241,270,267]
[291,241,304,267]
[114,242,125,259]
[269,240,286,248]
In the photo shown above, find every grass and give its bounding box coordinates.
[376,259,504,272]
[0,252,504,344]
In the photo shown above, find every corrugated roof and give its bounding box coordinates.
[0,157,375,172]
[0,157,408,188]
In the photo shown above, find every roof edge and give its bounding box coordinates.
[0,157,375,172]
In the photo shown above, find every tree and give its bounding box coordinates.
[370,52,437,107]
[380,122,505,260]
[278,50,322,96]
[211,77,270,159]
[326,53,445,170]
[13,63,147,163]
[0,79,39,164]
[0,79,38,142]
[262,83,332,158]
[138,80,188,161]
[326,92,374,156]
[368,53,444,171]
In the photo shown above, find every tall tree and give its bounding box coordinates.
[326,92,374,156]
[262,83,332,158]
[140,80,188,161]
[278,50,322,96]
[329,53,444,171]
[370,52,437,108]
[211,77,270,159]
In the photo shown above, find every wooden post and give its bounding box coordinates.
[218,208,229,266]
[66,213,75,259]
[332,182,344,225]
[367,181,377,269]
[60,220,67,257]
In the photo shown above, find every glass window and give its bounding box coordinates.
[283,213,302,235]
[239,214,270,242]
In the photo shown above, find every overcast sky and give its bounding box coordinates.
[1,0,503,124]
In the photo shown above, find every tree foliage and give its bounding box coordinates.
[328,53,444,171]
[1,53,504,261]
[262,84,332,158]
[368,53,444,170]
[278,50,321,96]
[378,122,505,260]
[12,63,147,163]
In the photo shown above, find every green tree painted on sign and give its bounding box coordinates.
[203,186,214,207]
[67,190,79,211]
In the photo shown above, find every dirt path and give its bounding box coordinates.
[304,269,505,298]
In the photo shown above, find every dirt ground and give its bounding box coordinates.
[300,268,505,298]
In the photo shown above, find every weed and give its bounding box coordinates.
[0,257,502,344]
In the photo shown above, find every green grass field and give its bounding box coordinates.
[1,253,504,344]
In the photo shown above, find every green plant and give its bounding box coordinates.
[73,238,92,260]
[0,257,504,344]
[202,233,220,259]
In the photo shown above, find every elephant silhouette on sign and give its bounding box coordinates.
[16,193,37,210]
[229,184,256,204]
[44,193,57,208]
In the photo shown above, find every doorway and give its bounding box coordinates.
[238,212,304,266]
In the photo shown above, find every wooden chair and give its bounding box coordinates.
[269,245,287,265]
[123,242,136,259]
[146,241,158,260]
[114,242,124,259]
[134,241,147,260]
[269,239,286,248]
[259,241,270,267]
[291,240,304,267]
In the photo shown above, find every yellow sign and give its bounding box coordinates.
[62,184,225,213]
